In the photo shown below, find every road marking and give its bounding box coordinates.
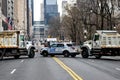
[116,68,120,71]
[11,69,16,74]
[20,60,24,63]
[53,57,83,80]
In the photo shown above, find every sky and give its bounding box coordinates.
[34,0,62,21]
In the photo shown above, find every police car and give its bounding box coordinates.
[40,42,80,57]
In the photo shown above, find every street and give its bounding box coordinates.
[0,53,120,80]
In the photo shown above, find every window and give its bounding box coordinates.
[51,44,57,47]
[40,28,44,32]
[94,34,99,41]
[57,44,64,47]
[67,44,73,47]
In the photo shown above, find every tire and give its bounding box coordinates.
[81,49,89,58]
[95,55,101,59]
[0,50,3,60]
[14,55,20,59]
[43,51,48,57]
[28,49,35,58]
[64,51,69,57]
[71,54,76,57]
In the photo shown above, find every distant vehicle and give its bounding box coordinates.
[0,30,36,59]
[40,42,80,57]
[81,30,120,59]
[44,38,57,47]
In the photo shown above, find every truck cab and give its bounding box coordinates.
[81,30,120,59]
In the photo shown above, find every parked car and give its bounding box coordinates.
[40,42,81,57]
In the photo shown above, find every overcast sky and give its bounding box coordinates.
[34,0,62,21]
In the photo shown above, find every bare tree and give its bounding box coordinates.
[76,0,120,37]
[48,16,61,38]
[62,6,84,44]
[62,0,120,43]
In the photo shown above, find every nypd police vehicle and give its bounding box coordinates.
[40,42,80,57]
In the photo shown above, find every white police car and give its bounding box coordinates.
[40,42,80,57]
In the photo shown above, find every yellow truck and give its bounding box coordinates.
[81,30,120,59]
[0,30,36,59]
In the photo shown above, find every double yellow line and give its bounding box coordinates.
[53,57,83,80]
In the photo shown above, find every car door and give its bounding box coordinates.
[56,44,64,54]
[49,44,57,54]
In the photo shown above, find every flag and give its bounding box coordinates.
[8,23,12,30]
[5,17,12,30]
[5,17,10,23]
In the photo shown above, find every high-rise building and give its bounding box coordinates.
[62,1,68,17]
[1,0,8,31]
[7,0,14,18]
[44,0,59,25]
[27,0,33,40]
[40,3,44,22]
[13,0,27,36]
[31,0,34,25]
[0,0,32,37]
[0,0,2,31]
[32,0,60,41]
[13,0,18,30]
[68,0,77,6]
[61,0,77,17]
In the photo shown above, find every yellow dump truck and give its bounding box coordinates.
[81,30,120,59]
[0,30,36,59]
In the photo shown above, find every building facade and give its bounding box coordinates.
[44,0,59,25]
[33,21,46,42]
[7,0,14,19]
[33,0,60,41]
[0,0,2,31]
[62,1,68,17]
[13,0,27,37]
[1,0,8,31]
[0,0,32,40]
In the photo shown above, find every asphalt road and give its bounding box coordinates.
[0,53,120,80]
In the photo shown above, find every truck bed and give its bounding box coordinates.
[0,30,19,48]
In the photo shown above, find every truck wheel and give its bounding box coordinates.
[95,55,101,59]
[81,49,89,58]
[29,49,35,58]
[71,54,76,57]
[43,51,48,57]
[64,51,69,57]
[0,50,4,60]
[14,55,20,59]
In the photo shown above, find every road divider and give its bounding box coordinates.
[53,57,83,80]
